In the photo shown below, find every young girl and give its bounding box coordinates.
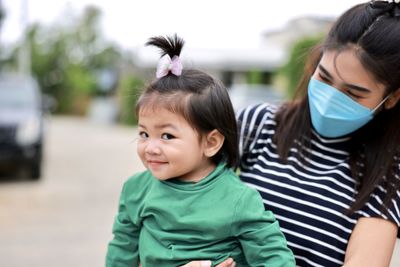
[105,35,295,267]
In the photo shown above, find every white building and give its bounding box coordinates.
[133,16,334,86]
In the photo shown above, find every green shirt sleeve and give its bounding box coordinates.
[106,182,141,267]
[231,187,296,267]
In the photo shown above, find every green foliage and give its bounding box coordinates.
[64,64,97,115]
[118,76,144,125]
[247,70,263,84]
[280,35,323,98]
[3,5,127,115]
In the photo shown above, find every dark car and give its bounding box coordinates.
[0,73,49,180]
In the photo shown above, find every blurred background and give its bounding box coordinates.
[0,0,398,266]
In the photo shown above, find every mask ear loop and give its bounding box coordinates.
[371,93,392,112]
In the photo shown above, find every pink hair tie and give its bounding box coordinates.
[156,55,183,78]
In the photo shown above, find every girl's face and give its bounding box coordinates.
[312,48,387,109]
[137,107,215,182]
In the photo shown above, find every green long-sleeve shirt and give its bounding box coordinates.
[106,163,295,267]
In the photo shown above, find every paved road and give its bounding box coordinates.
[0,116,398,266]
[0,116,145,267]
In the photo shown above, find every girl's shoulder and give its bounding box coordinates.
[123,170,154,193]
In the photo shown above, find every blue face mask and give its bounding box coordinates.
[307,78,390,138]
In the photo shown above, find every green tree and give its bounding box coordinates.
[4,5,128,115]
[118,76,144,125]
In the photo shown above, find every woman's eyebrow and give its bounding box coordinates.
[318,64,333,79]
[318,64,371,93]
[344,83,371,93]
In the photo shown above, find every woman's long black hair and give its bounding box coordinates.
[274,2,400,215]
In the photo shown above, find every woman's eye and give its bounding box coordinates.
[318,73,331,84]
[139,131,148,139]
[161,133,175,140]
[346,90,363,99]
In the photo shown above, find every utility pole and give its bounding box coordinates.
[18,0,30,75]
[0,0,4,31]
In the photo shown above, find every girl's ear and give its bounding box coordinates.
[384,88,400,109]
[203,129,224,158]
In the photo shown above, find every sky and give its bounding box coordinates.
[1,0,365,50]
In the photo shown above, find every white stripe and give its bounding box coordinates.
[274,214,348,243]
[312,130,350,143]
[291,147,350,171]
[393,199,400,225]
[282,228,345,254]
[294,255,325,267]
[287,155,354,183]
[371,194,399,225]
[259,131,349,157]
[378,185,387,194]
[257,155,355,198]
[355,210,371,218]
[248,106,271,152]
[389,209,400,225]
[258,195,353,234]
[287,241,344,265]
[238,106,251,158]
[376,186,400,224]
[260,129,275,135]
[294,142,346,164]
[365,202,388,219]
[252,165,352,209]
[310,139,349,155]
[246,180,356,228]
[239,104,270,157]
[251,142,352,174]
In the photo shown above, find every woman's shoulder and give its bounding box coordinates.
[357,183,400,227]
[236,103,279,125]
[237,103,281,156]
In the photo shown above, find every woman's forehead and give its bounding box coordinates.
[319,49,386,93]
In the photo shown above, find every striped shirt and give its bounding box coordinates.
[237,104,400,267]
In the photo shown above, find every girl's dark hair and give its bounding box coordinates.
[136,34,238,168]
[274,2,400,214]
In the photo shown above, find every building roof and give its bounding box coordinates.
[133,16,334,72]
[133,46,286,72]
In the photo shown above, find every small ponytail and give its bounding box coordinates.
[145,34,185,59]
[146,34,185,78]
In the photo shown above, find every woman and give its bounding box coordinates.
[185,1,400,266]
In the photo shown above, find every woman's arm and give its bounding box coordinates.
[344,217,397,267]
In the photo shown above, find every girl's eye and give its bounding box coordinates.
[161,133,175,140]
[139,131,148,139]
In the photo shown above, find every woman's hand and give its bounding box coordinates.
[180,258,236,267]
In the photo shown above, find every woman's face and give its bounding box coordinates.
[312,48,387,110]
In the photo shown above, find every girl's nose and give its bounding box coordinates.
[145,140,161,155]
